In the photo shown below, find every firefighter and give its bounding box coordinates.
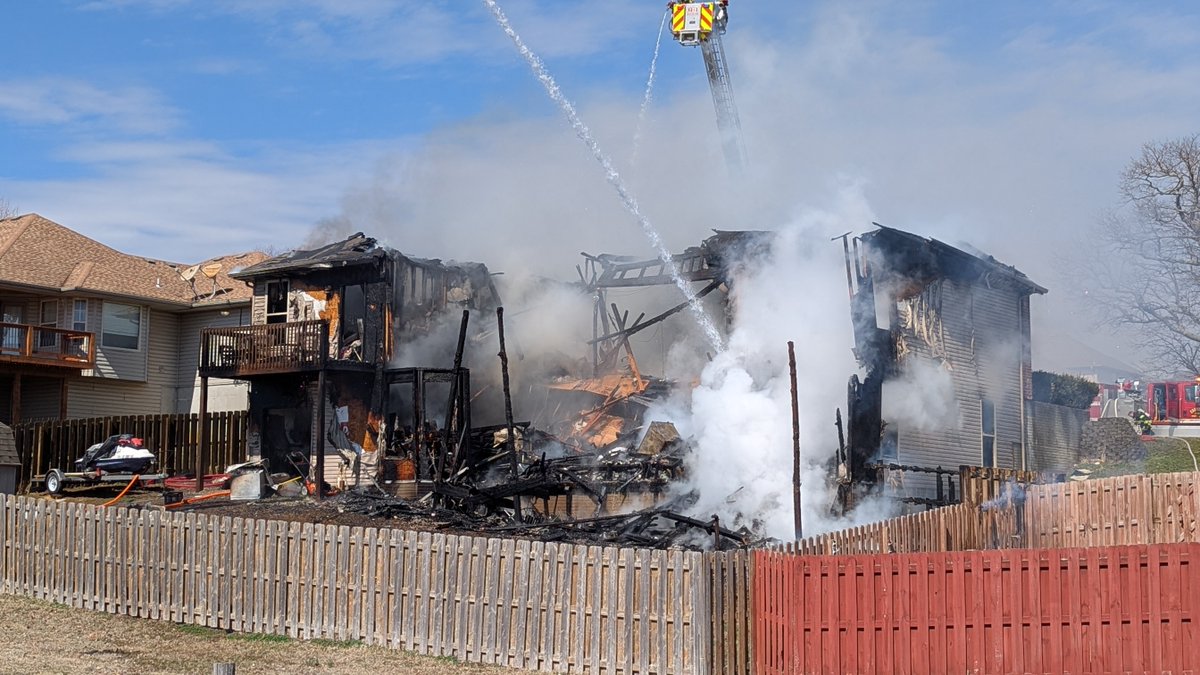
[1132,409,1152,435]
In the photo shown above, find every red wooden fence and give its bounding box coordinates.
[755,543,1200,674]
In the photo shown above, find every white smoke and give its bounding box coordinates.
[881,358,960,432]
[647,184,882,540]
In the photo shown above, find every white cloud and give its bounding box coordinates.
[0,78,180,135]
[1,138,407,262]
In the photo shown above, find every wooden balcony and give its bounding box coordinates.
[0,323,95,369]
[200,320,332,378]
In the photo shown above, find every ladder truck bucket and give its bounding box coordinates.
[670,2,726,47]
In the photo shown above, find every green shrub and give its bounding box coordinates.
[1032,371,1100,409]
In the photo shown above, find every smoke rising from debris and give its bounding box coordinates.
[644,186,880,539]
[287,2,1200,537]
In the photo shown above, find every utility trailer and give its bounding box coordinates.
[37,433,165,496]
[38,468,168,496]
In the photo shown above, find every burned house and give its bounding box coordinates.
[839,225,1046,506]
[197,233,498,491]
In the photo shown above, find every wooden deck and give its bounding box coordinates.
[199,320,331,377]
[0,323,94,369]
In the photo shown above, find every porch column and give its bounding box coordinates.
[196,376,209,492]
[10,373,20,425]
[59,377,68,419]
[315,370,326,500]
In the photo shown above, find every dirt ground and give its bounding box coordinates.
[0,593,518,675]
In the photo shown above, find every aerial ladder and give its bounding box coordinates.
[669,1,747,173]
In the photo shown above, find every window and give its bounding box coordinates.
[265,281,289,324]
[102,302,141,350]
[69,299,89,359]
[72,299,87,331]
[39,300,58,348]
[879,427,898,461]
[981,399,996,467]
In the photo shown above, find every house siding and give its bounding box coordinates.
[176,306,251,413]
[89,302,150,382]
[69,307,177,417]
[886,279,1029,497]
[19,377,63,421]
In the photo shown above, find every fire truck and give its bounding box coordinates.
[668,1,747,173]
[1145,380,1200,422]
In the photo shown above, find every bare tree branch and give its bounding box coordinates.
[1090,135,1200,376]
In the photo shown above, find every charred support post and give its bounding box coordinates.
[497,307,522,523]
[315,368,326,501]
[9,373,19,425]
[196,376,208,492]
[788,341,803,540]
[437,310,470,485]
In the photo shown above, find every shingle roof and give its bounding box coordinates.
[0,213,267,307]
[865,223,1047,296]
[232,232,385,279]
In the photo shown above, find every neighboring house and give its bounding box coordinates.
[196,232,499,487]
[840,225,1047,506]
[0,213,267,424]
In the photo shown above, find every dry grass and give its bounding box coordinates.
[0,593,516,675]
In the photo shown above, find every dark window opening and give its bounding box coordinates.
[341,284,366,360]
[266,281,289,324]
[879,426,898,461]
[981,399,996,467]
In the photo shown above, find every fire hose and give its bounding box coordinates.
[101,475,141,507]
[164,491,231,509]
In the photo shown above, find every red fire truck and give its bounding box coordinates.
[1145,380,1200,422]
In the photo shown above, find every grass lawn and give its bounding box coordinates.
[1076,436,1200,478]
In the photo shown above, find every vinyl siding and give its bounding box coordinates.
[886,279,1030,497]
[89,301,150,382]
[68,308,177,417]
[19,377,63,421]
[175,306,251,413]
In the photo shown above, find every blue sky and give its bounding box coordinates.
[4,1,1200,367]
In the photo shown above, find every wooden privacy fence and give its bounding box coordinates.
[783,503,1024,557]
[0,495,736,675]
[786,471,1200,558]
[10,412,248,488]
[1023,471,1200,547]
[755,544,1200,675]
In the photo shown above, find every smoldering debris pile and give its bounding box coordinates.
[323,415,766,550]
[327,485,761,550]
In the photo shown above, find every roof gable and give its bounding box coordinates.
[0,214,265,307]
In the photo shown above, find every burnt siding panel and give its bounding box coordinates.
[889,280,1029,497]
[251,282,266,325]
[971,283,1025,470]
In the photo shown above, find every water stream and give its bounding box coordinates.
[482,0,725,352]
[629,9,669,170]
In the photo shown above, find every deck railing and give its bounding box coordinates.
[0,323,95,368]
[199,320,327,377]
